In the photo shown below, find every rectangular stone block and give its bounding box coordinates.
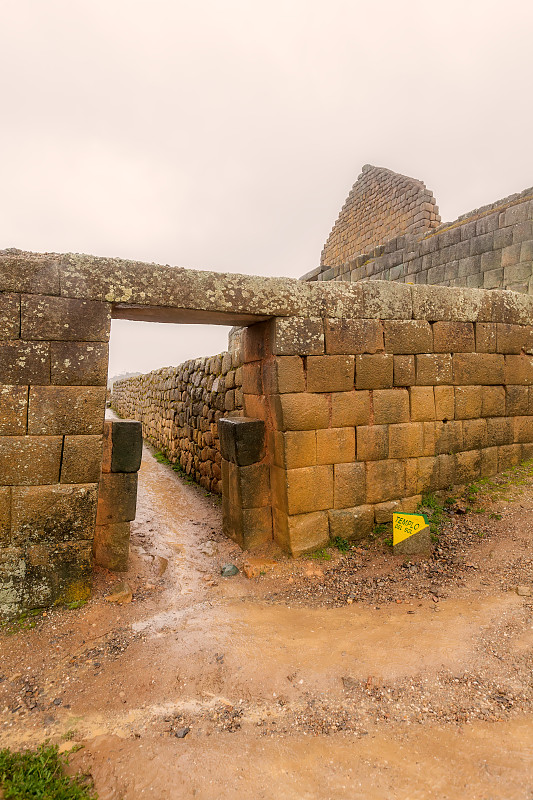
[389,422,424,458]
[482,386,506,417]
[11,483,98,545]
[50,341,109,386]
[463,419,488,449]
[432,321,475,353]
[0,486,10,543]
[273,430,316,469]
[0,293,20,340]
[383,320,433,354]
[263,356,305,394]
[365,460,404,503]
[411,284,492,322]
[416,354,453,385]
[0,385,28,434]
[241,362,262,395]
[513,416,533,443]
[316,427,355,464]
[486,417,514,446]
[357,425,388,461]
[328,505,374,541]
[96,472,138,524]
[93,522,130,571]
[101,419,143,473]
[506,385,529,416]
[393,355,415,386]
[61,435,103,484]
[355,354,393,389]
[307,355,354,392]
[410,386,435,421]
[273,509,329,556]
[434,420,463,455]
[455,386,482,419]
[434,385,455,421]
[271,316,324,356]
[224,461,271,509]
[362,281,412,319]
[21,295,111,341]
[223,498,273,549]
[272,393,330,431]
[455,450,481,484]
[0,436,62,485]
[242,321,271,362]
[475,322,497,353]
[0,341,50,384]
[218,417,265,465]
[283,465,333,515]
[498,443,522,472]
[496,324,533,354]
[331,391,370,427]
[324,318,383,354]
[453,353,504,385]
[373,388,409,424]
[0,253,60,295]
[333,462,366,508]
[480,447,498,477]
[28,386,106,435]
[504,354,533,385]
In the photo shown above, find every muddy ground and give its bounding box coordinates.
[1,445,532,799]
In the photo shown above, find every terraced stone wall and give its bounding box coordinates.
[111,351,243,494]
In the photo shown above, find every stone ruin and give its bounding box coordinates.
[2,165,533,618]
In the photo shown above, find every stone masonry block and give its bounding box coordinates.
[0,341,50,384]
[362,281,412,319]
[432,321,475,353]
[366,460,404,503]
[272,393,330,431]
[411,284,492,323]
[0,385,28,434]
[373,389,409,424]
[93,522,130,571]
[218,417,265,465]
[410,386,435,421]
[271,316,324,356]
[324,318,383,355]
[263,356,305,394]
[96,473,138,524]
[475,322,497,353]
[328,505,374,542]
[498,444,522,472]
[331,391,370,427]
[415,354,453,385]
[506,386,529,416]
[0,487,10,543]
[333,462,366,509]
[454,450,481,485]
[28,386,106,435]
[51,342,109,385]
[393,355,415,386]
[273,509,329,557]
[357,425,388,461]
[242,321,271,362]
[434,386,455,421]
[241,362,262,395]
[284,465,334,515]
[463,419,488,450]
[225,461,271,508]
[486,417,513,446]
[513,416,533,444]
[223,498,273,549]
[0,436,62,485]
[496,324,533,354]
[21,295,111,341]
[504,355,533,385]
[0,253,60,295]
[455,386,482,419]
[243,394,267,420]
[383,320,432,354]
[389,422,424,458]
[101,420,143,473]
[453,354,504,385]
[61,435,103,484]
[273,430,316,469]
[482,386,506,417]
[0,293,20,340]
[355,354,393,390]
[481,447,499,478]
[434,420,463,455]
[11,483,98,545]
[316,427,355,464]
[307,355,354,393]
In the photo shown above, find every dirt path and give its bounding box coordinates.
[1,445,532,799]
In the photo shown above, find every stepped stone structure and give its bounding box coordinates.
[2,168,533,618]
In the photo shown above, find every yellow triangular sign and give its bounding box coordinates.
[393,513,428,546]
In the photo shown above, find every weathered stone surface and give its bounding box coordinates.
[0,251,60,295]
[271,317,324,356]
[0,341,50,384]
[0,436,62,485]
[272,464,333,515]
[273,430,316,469]
[272,393,329,431]
[21,295,111,341]
[263,356,305,394]
[11,484,98,545]
[394,355,415,386]
[325,318,383,354]
[384,320,432,353]
[51,342,109,385]
[316,427,355,464]
[328,505,374,541]
[28,386,106,435]
[273,508,329,556]
[394,526,432,556]
[0,293,20,340]
[0,487,10,543]
[307,355,354,392]
[61,435,103,484]
[96,473,138,524]
[357,425,389,461]
[366,460,405,503]
[218,417,265,465]
[0,385,28,434]
[331,391,370,427]
[432,321,475,353]
[222,460,270,509]
[355,354,393,389]
[453,353,504,385]
[373,389,410,424]
[333,462,366,508]
[93,522,130,571]
[101,420,142,473]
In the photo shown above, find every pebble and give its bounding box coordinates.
[174,726,190,738]
[104,582,133,604]
[516,585,531,596]
[220,564,239,577]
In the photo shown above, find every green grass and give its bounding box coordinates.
[1,609,42,635]
[331,536,351,553]
[0,743,96,799]
[308,548,332,561]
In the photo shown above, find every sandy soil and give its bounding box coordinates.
[1,444,532,799]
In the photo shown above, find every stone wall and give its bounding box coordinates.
[319,165,440,269]
[307,169,533,295]
[111,351,243,494]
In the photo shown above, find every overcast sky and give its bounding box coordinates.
[2,0,532,377]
